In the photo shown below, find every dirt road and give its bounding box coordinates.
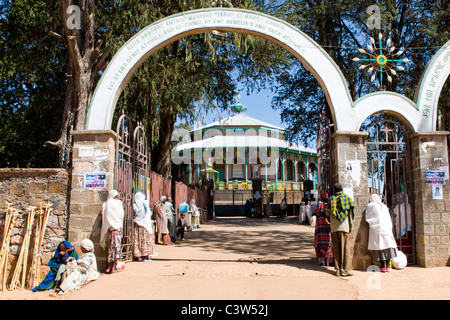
[1,217,449,302]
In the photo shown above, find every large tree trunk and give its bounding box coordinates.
[152,108,177,178]
[45,0,110,167]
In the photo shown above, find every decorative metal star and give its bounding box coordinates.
[353,33,410,89]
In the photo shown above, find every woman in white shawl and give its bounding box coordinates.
[133,192,154,261]
[101,190,124,273]
[190,199,201,230]
[365,194,398,272]
[57,239,99,295]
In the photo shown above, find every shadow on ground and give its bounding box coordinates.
[158,217,337,276]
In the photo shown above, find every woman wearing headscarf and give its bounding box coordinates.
[32,241,78,292]
[133,192,154,261]
[314,190,333,266]
[190,199,201,230]
[154,196,172,245]
[56,239,99,295]
[365,194,398,272]
[100,190,124,273]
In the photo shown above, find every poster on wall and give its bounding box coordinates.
[432,184,443,200]
[85,173,106,188]
[345,160,361,186]
[425,170,445,185]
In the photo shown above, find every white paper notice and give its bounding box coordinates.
[346,160,361,186]
[432,184,443,200]
[79,146,94,158]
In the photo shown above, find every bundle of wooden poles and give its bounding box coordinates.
[0,203,51,291]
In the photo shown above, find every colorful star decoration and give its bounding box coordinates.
[353,33,410,89]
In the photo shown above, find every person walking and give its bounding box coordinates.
[133,192,154,262]
[327,183,354,277]
[100,190,124,274]
[279,197,287,218]
[365,194,398,272]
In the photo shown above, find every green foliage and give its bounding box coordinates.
[270,0,449,147]
[0,0,66,167]
[98,0,289,175]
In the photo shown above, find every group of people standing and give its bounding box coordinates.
[105,190,202,264]
[313,183,399,276]
[31,189,202,295]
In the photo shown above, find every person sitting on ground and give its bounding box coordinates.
[32,241,78,292]
[56,239,100,295]
[176,212,187,241]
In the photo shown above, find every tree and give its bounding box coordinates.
[100,0,289,178]
[0,1,67,168]
[44,0,111,168]
[270,0,449,147]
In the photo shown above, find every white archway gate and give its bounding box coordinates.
[86,8,449,134]
[73,8,450,269]
[86,8,354,131]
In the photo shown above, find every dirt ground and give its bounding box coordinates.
[1,217,449,301]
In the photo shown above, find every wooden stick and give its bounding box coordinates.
[0,207,19,292]
[27,203,51,289]
[1,207,12,291]
[27,206,43,290]
[8,207,35,290]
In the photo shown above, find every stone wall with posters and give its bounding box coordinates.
[0,168,69,267]
[411,131,450,267]
[68,130,117,269]
[332,131,372,270]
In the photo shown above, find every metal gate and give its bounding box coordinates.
[316,111,334,195]
[114,113,149,262]
[366,118,416,264]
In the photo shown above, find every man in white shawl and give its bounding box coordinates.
[133,192,154,261]
[365,194,398,272]
[101,190,124,273]
[57,239,99,295]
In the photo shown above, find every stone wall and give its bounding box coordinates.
[0,168,69,272]
[411,132,450,267]
[332,131,372,270]
[68,130,117,270]
[331,130,450,269]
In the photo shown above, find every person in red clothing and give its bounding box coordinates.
[314,190,333,266]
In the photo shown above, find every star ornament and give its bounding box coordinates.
[353,33,410,88]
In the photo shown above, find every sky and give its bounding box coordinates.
[193,87,284,130]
